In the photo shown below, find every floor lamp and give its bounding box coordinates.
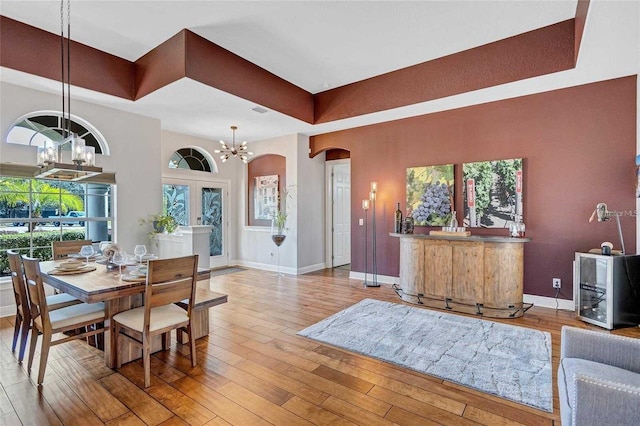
[368,182,380,287]
[362,199,369,286]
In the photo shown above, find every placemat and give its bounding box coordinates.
[121,275,146,282]
[48,265,97,275]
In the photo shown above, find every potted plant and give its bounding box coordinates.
[153,214,178,234]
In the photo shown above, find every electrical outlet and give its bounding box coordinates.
[553,278,561,289]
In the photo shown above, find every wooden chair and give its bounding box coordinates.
[52,240,93,260]
[7,251,80,364]
[22,256,105,385]
[113,255,198,388]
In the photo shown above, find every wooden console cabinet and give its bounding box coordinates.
[391,233,530,318]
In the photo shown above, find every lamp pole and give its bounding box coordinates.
[368,182,379,287]
[362,199,369,286]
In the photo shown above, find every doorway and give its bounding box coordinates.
[326,160,351,268]
[163,177,229,269]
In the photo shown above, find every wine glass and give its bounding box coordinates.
[112,251,126,278]
[99,241,109,255]
[134,244,147,265]
[80,245,94,264]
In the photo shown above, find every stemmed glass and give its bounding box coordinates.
[112,250,126,278]
[134,244,147,266]
[99,241,109,255]
[80,245,94,264]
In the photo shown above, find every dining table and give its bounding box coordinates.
[40,259,225,368]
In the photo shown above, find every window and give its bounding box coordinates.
[6,111,108,155]
[0,178,113,277]
[168,148,213,172]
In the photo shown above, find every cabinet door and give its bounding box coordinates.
[424,240,452,298]
[400,238,425,296]
[483,243,524,308]
[451,242,484,304]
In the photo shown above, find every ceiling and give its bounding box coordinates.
[0,0,607,145]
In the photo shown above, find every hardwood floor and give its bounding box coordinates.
[1,267,639,425]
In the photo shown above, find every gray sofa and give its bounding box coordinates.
[558,326,640,425]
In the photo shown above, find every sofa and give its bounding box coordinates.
[558,326,640,425]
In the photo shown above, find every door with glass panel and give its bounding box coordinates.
[197,182,228,268]
[162,179,228,268]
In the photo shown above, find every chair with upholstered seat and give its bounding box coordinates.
[22,256,105,385]
[7,250,80,363]
[52,240,92,260]
[113,254,198,387]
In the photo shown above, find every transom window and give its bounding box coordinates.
[6,111,108,155]
[168,148,212,172]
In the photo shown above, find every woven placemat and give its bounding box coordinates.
[48,265,97,275]
[121,275,146,283]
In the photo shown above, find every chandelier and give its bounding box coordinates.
[34,0,102,181]
[215,126,253,163]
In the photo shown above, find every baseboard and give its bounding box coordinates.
[297,262,328,275]
[523,294,574,311]
[0,305,16,318]
[234,260,298,276]
[349,271,398,285]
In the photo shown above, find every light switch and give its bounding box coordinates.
[359,218,364,226]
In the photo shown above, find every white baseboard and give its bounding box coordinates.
[0,305,16,318]
[349,271,398,285]
[523,294,574,311]
[232,260,328,276]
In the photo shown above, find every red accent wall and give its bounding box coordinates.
[310,76,637,299]
[247,155,286,227]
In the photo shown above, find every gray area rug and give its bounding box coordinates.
[210,266,246,277]
[298,298,552,412]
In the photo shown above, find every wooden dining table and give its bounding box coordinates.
[40,260,226,368]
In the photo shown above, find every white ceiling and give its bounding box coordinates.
[2,0,636,145]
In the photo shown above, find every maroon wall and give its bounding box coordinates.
[311,76,637,299]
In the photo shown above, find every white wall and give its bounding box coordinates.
[235,133,325,274]
[0,82,162,252]
[295,134,326,272]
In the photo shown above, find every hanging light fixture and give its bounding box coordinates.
[214,126,253,164]
[34,0,102,181]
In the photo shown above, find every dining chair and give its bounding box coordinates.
[52,240,93,260]
[113,254,198,388]
[22,256,106,385]
[7,250,81,364]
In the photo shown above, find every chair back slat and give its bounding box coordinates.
[21,256,49,327]
[52,240,92,260]
[144,255,198,316]
[7,251,29,317]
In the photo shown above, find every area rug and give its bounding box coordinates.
[298,298,552,412]
[210,266,246,277]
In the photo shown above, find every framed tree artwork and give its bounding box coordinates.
[463,158,523,228]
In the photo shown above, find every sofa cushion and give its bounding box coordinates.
[560,357,640,411]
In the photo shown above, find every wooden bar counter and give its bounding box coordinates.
[390,233,531,318]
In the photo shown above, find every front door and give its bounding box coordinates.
[198,183,228,268]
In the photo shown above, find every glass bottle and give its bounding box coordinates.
[394,203,403,233]
[449,211,458,231]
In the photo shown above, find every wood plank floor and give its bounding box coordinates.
[1,267,639,425]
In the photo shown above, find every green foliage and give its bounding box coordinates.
[463,161,493,219]
[0,230,85,275]
[493,159,522,204]
[272,186,295,235]
[0,178,84,217]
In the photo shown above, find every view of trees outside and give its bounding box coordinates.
[0,177,112,276]
[463,158,523,228]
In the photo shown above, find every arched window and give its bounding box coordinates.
[168,148,214,172]
[6,111,109,155]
